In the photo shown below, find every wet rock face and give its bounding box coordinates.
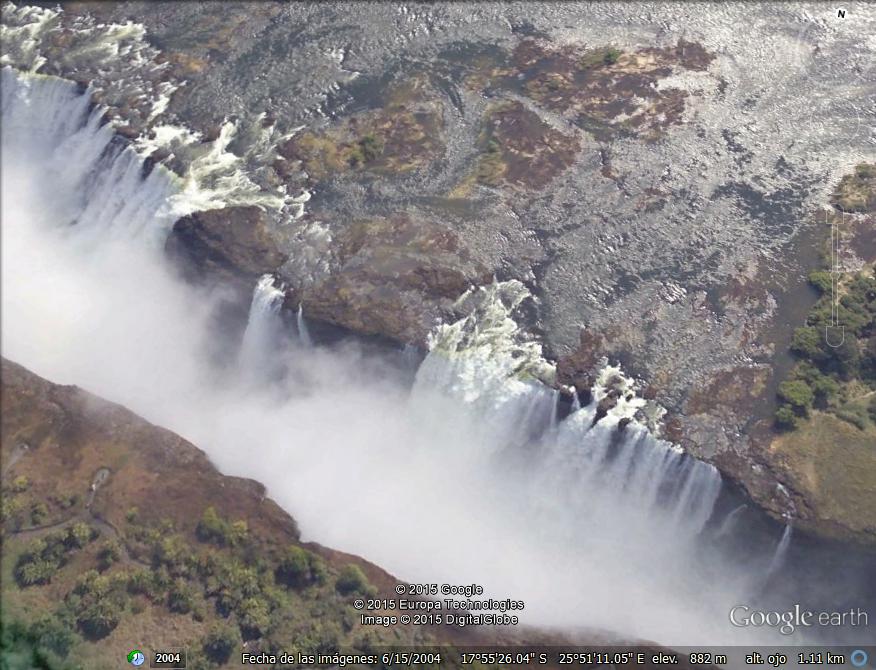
[165,206,287,293]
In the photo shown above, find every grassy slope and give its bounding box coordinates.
[0,358,435,669]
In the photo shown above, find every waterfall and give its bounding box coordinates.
[412,281,723,538]
[239,275,285,375]
[1,67,177,247]
[296,304,313,347]
[716,504,748,537]
[7,61,834,647]
[766,525,793,579]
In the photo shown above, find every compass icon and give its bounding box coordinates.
[127,649,146,666]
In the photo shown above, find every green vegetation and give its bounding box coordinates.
[578,47,622,70]
[196,506,247,547]
[348,133,384,167]
[603,48,622,65]
[775,255,876,431]
[832,163,876,213]
[66,570,127,639]
[0,618,76,670]
[14,524,97,587]
[202,623,240,665]
[276,545,325,588]
[335,564,373,596]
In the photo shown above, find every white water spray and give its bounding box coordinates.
[297,304,313,348]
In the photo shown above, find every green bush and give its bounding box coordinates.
[167,580,196,614]
[196,507,229,546]
[0,618,76,670]
[10,476,30,493]
[276,546,324,588]
[196,507,248,548]
[774,404,799,430]
[335,565,371,596]
[807,270,833,294]
[30,502,49,526]
[790,326,824,360]
[13,528,90,587]
[202,623,240,665]
[97,540,122,572]
[358,134,383,163]
[66,522,95,550]
[603,48,622,65]
[70,571,125,639]
[27,615,75,659]
[777,380,814,413]
[836,408,868,431]
[237,597,271,639]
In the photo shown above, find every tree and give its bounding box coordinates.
[335,565,371,595]
[66,522,94,549]
[97,540,121,572]
[196,507,229,546]
[237,597,271,639]
[790,326,824,360]
[777,380,814,413]
[167,580,195,614]
[202,623,240,664]
[807,270,832,294]
[774,405,799,430]
[276,546,314,588]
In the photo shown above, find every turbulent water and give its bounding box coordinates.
[0,66,865,647]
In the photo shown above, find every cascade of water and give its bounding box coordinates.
[296,304,313,347]
[2,67,177,247]
[239,275,285,375]
[766,525,793,579]
[570,390,582,414]
[412,281,723,538]
[716,504,748,538]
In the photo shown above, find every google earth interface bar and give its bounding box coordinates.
[129,646,875,669]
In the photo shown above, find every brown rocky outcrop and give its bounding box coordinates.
[165,206,286,294]
[292,215,493,345]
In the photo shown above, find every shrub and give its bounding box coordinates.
[836,408,868,431]
[807,270,832,294]
[97,540,122,571]
[237,597,271,639]
[358,134,383,163]
[197,507,230,546]
[30,501,49,526]
[13,531,82,587]
[777,380,814,412]
[335,565,371,595]
[66,522,95,549]
[167,580,196,614]
[790,326,824,360]
[203,623,240,664]
[603,48,621,65]
[10,476,30,493]
[70,572,125,639]
[275,546,323,588]
[774,405,799,430]
[28,615,75,658]
[16,559,57,587]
